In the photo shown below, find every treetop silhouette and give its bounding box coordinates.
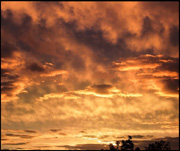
[108,136,171,151]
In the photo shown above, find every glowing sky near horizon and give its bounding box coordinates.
[1,1,179,150]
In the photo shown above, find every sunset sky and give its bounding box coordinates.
[1,1,179,150]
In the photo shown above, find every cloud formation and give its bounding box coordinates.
[1,1,179,150]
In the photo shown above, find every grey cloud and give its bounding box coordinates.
[169,25,179,47]
[157,57,179,72]
[72,27,130,62]
[18,80,67,103]
[161,79,179,94]
[24,130,37,133]
[1,41,18,58]
[65,50,86,71]
[141,16,153,36]
[56,18,133,62]
[70,54,85,71]
[2,74,19,80]
[1,9,59,58]
[27,62,45,72]
[1,81,17,95]
[91,84,113,94]
[1,10,32,44]
[141,2,179,15]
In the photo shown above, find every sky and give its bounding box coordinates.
[1,1,179,150]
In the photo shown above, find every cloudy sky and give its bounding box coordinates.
[1,1,179,150]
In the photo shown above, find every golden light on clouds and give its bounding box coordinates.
[1,1,179,150]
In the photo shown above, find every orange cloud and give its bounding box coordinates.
[1,2,179,150]
[40,70,68,77]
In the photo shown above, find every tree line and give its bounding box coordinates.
[104,136,171,151]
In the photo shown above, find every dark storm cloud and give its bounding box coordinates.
[2,8,71,102]
[1,10,32,46]
[1,2,179,149]
[72,28,131,62]
[27,63,45,72]
[1,9,32,33]
[1,41,18,58]
[2,7,89,77]
[91,84,113,94]
[1,9,64,60]
[70,55,85,71]
[1,9,33,57]
[140,15,165,38]
[141,16,153,36]
[169,25,179,47]
[141,2,179,15]
[64,50,86,71]
[1,81,17,94]
[161,79,179,94]
[2,74,19,80]
[1,69,8,76]
[34,1,64,13]
[157,57,179,72]
[57,18,134,62]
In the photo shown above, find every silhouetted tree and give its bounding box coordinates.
[109,143,116,151]
[134,147,140,151]
[145,140,171,151]
[116,141,120,150]
[121,136,134,151]
[108,136,171,151]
